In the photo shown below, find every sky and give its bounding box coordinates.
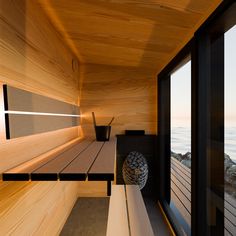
[170,25,236,127]
[225,25,236,126]
[171,61,191,127]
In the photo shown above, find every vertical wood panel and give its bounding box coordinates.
[80,64,157,137]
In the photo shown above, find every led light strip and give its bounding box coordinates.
[4,110,81,117]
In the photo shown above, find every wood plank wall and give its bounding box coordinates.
[80,63,157,137]
[0,0,81,234]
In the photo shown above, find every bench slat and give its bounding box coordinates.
[88,138,116,181]
[59,141,104,180]
[31,140,92,180]
[106,185,129,236]
[2,138,83,181]
[126,185,154,236]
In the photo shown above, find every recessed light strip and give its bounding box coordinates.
[4,110,81,117]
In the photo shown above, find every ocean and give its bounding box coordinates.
[171,126,236,163]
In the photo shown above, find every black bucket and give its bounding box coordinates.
[95,126,111,141]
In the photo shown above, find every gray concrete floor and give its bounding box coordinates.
[60,198,109,236]
[60,197,172,236]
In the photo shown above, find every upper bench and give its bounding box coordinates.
[2,138,116,184]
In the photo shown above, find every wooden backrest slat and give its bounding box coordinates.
[89,138,116,175]
[126,185,154,236]
[32,140,92,174]
[106,185,129,236]
[60,141,104,175]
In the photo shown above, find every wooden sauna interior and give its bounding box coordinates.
[0,0,223,235]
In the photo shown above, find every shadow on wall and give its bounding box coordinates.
[74,0,217,69]
[67,0,218,137]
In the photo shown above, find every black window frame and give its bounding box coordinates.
[157,1,236,235]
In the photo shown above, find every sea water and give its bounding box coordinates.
[171,126,236,163]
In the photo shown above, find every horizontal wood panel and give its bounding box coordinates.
[0,0,80,235]
[3,85,80,114]
[0,125,79,174]
[80,64,157,136]
[6,114,80,139]
[0,181,80,236]
[38,0,222,72]
[0,1,80,104]
[126,185,154,236]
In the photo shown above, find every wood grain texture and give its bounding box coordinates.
[80,64,157,136]
[77,181,108,197]
[0,0,80,104]
[126,185,154,236]
[88,138,116,177]
[37,0,222,73]
[0,119,80,175]
[32,139,91,176]
[60,141,104,179]
[0,0,81,235]
[3,137,83,175]
[106,185,129,236]
[0,181,80,236]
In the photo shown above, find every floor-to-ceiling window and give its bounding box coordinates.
[158,2,236,235]
[224,25,236,236]
[170,61,191,236]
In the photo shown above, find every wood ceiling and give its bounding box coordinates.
[37,0,222,73]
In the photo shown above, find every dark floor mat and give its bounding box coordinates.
[60,197,109,236]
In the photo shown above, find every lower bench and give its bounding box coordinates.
[106,185,154,236]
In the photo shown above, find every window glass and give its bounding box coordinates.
[224,25,236,236]
[171,61,191,235]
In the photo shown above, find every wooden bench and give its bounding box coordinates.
[2,138,116,196]
[106,185,154,236]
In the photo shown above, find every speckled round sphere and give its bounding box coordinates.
[122,151,148,190]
